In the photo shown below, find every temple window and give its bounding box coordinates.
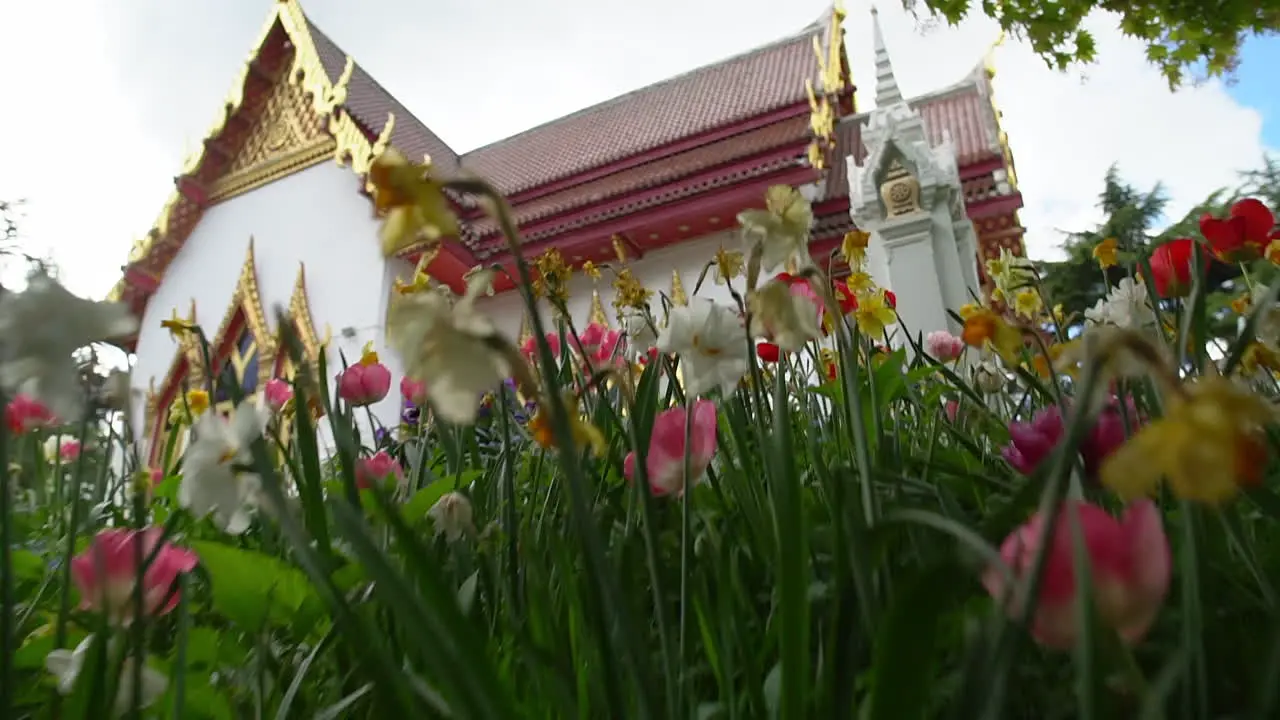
[212,321,261,413]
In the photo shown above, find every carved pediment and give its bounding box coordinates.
[208,67,336,203]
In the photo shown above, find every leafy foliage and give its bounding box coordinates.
[913,0,1280,86]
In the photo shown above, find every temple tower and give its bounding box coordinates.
[848,7,981,342]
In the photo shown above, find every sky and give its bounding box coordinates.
[0,0,1274,300]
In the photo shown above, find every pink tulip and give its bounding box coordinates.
[1002,401,1137,480]
[983,499,1170,649]
[521,332,562,362]
[400,376,428,406]
[944,400,960,423]
[583,329,626,372]
[355,451,405,491]
[623,399,718,497]
[338,359,391,407]
[7,394,54,434]
[149,467,165,486]
[58,439,81,462]
[71,528,199,625]
[926,330,965,362]
[571,323,610,357]
[263,378,294,412]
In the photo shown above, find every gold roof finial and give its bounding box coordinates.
[611,235,628,263]
[589,288,611,328]
[670,270,688,307]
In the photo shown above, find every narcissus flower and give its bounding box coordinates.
[46,635,168,716]
[983,499,1170,650]
[841,229,870,266]
[428,491,474,541]
[387,270,510,425]
[1093,237,1119,269]
[1101,377,1275,504]
[658,299,750,397]
[962,309,1023,364]
[369,148,459,256]
[623,399,718,497]
[71,527,198,625]
[0,272,138,421]
[528,395,608,457]
[748,276,821,351]
[925,330,964,362]
[713,246,745,285]
[1199,198,1275,263]
[180,401,269,534]
[1147,238,1206,298]
[852,289,898,338]
[737,185,813,271]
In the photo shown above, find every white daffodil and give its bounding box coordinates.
[428,491,474,541]
[657,298,749,397]
[621,310,658,352]
[747,278,821,351]
[180,401,268,534]
[737,185,813,272]
[1084,277,1157,330]
[46,635,168,716]
[0,272,137,421]
[387,270,509,425]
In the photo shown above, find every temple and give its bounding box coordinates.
[111,0,1025,457]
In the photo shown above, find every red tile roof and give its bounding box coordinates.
[458,29,828,195]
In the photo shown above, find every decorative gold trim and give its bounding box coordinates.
[207,238,277,389]
[144,299,202,432]
[285,263,331,365]
[110,0,394,303]
[670,270,688,306]
[518,313,533,347]
[210,137,335,203]
[589,289,611,328]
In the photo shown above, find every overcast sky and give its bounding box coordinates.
[0,0,1273,299]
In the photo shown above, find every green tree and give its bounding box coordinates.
[912,0,1280,87]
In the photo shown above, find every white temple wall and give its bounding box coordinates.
[130,161,402,445]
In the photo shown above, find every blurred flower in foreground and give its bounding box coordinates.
[521,332,562,363]
[71,527,198,625]
[983,499,1170,650]
[962,308,1023,364]
[1101,376,1274,504]
[1084,277,1157,330]
[528,394,608,457]
[262,378,293,414]
[1200,198,1274,263]
[387,270,509,425]
[1002,401,1135,480]
[657,299,749,397]
[428,491,474,541]
[623,399,718,497]
[369,147,458,256]
[748,276,821,351]
[738,185,813,271]
[181,401,269,534]
[0,272,138,421]
[46,635,168,716]
[7,394,54,434]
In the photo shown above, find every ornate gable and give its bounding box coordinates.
[205,239,276,401]
[282,264,330,367]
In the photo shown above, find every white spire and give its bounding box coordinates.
[871,5,903,107]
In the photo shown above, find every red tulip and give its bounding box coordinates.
[756,342,781,363]
[1200,198,1275,263]
[1148,238,1206,298]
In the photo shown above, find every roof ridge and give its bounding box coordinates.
[459,21,825,157]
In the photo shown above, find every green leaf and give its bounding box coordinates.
[8,548,44,582]
[190,542,318,631]
[864,562,966,720]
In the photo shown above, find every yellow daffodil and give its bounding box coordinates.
[1101,377,1275,505]
[369,148,459,257]
[841,229,870,266]
[846,271,875,295]
[958,302,984,320]
[533,249,573,304]
[1013,288,1043,320]
[581,260,601,280]
[358,342,380,366]
[962,309,1023,364]
[853,289,897,338]
[1266,239,1280,266]
[612,269,653,310]
[713,247,744,284]
[1093,237,1119,269]
[528,395,608,457]
[737,185,814,270]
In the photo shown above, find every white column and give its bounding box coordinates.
[876,211,951,345]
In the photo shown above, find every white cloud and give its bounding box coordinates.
[0,0,1270,301]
